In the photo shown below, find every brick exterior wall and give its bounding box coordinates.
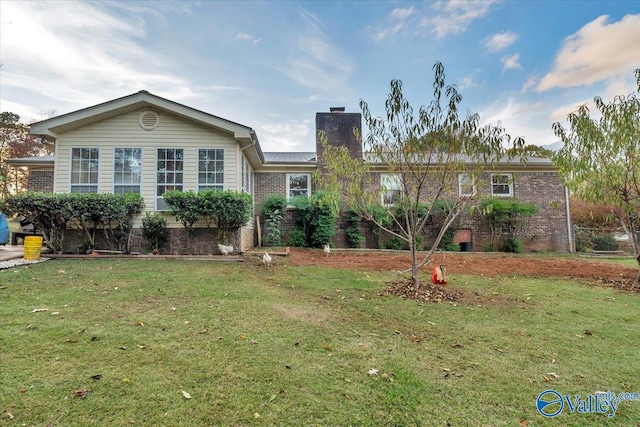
[460,171,570,252]
[28,170,54,192]
[316,110,362,174]
[254,172,287,208]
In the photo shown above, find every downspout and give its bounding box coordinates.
[564,185,574,253]
[239,135,257,252]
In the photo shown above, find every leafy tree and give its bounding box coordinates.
[0,112,52,197]
[319,62,524,288]
[513,144,554,158]
[552,69,640,286]
[570,196,619,230]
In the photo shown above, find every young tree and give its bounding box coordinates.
[0,112,52,197]
[318,62,524,288]
[552,69,640,286]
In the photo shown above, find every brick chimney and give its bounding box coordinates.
[316,107,362,174]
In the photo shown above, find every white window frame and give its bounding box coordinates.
[156,148,184,211]
[114,148,142,194]
[491,173,513,197]
[458,173,476,197]
[242,156,253,195]
[380,173,402,206]
[286,173,311,201]
[70,147,99,193]
[198,148,224,192]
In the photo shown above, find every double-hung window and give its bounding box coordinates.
[380,174,402,205]
[70,148,99,193]
[491,173,513,197]
[458,173,476,197]
[114,148,141,194]
[156,148,184,210]
[241,156,253,195]
[198,149,224,192]
[287,173,310,201]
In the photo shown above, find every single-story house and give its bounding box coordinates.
[7,91,573,253]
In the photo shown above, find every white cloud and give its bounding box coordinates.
[484,31,518,52]
[458,75,479,91]
[276,9,353,97]
[423,0,500,39]
[521,75,540,92]
[390,5,416,20]
[236,32,262,46]
[374,5,416,41]
[538,14,640,91]
[501,53,522,71]
[480,98,558,146]
[0,1,202,113]
[257,119,314,152]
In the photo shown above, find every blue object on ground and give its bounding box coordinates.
[0,213,9,245]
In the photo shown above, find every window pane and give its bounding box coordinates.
[197,149,224,191]
[491,174,512,196]
[157,149,184,209]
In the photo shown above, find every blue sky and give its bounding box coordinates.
[1,0,639,153]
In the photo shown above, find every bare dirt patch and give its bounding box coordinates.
[286,249,639,295]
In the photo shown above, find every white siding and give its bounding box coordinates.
[53,108,240,227]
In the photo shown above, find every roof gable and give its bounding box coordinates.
[29,90,255,143]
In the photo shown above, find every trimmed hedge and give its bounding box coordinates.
[0,192,144,253]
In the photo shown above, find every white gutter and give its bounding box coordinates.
[565,186,574,253]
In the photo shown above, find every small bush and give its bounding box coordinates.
[384,236,405,250]
[443,243,461,252]
[501,237,523,253]
[574,230,593,252]
[260,194,287,247]
[591,234,619,251]
[287,228,307,247]
[142,212,168,253]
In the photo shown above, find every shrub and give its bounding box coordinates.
[0,192,144,253]
[289,190,339,247]
[142,212,168,253]
[260,194,287,247]
[591,234,619,251]
[164,190,253,247]
[501,237,523,253]
[287,228,307,247]
[574,229,593,252]
[163,191,200,238]
[480,197,539,252]
[384,236,405,250]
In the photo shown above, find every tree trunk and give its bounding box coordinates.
[410,240,420,290]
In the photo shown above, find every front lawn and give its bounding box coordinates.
[1,258,638,426]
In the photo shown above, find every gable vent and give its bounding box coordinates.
[139,111,159,130]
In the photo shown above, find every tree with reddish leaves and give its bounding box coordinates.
[553,69,640,286]
[0,112,52,198]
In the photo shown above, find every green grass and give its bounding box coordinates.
[1,258,639,426]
